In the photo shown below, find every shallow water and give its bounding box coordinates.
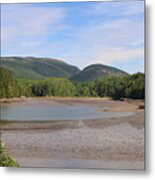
[0,103,135,121]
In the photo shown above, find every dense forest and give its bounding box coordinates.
[0,67,20,98]
[0,67,145,100]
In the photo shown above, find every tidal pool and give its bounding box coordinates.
[0,103,135,121]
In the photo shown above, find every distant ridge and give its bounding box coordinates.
[70,64,128,82]
[1,57,80,79]
[1,57,128,81]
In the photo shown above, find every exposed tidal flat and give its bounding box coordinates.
[0,97,144,169]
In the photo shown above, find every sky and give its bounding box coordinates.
[1,1,144,73]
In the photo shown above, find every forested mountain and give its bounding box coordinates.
[1,57,80,79]
[1,57,128,81]
[0,66,144,100]
[70,64,128,82]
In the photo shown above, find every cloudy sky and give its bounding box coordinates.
[1,1,144,73]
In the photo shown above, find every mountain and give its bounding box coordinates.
[1,57,80,79]
[1,57,128,81]
[70,64,128,82]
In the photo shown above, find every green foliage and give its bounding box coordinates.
[1,57,80,79]
[74,83,91,97]
[0,141,19,167]
[91,73,145,100]
[1,57,128,82]
[71,64,128,82]
[93,76,127,99]
[0,67,20,98]
[125,73,145,99]
[0,66,144,100]
[18,78,76,97]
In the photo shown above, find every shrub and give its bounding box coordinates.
[0,141,19,167]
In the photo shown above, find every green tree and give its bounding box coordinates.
[125,73,145,99]
[0,67,20,98]
[0,141,19,167]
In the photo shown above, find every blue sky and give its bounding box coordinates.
[1,1,144,73]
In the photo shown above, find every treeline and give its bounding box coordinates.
[90,73,145,99]
[18,78,76,97]
[0,67,20,98]
[0,67,145,100]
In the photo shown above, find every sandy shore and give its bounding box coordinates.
[0,98,145,169]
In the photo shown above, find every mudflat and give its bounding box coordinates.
[0,97,144,169]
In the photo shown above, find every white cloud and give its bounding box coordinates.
[84,1,144,17]
[1,2,144,74]
[59,47,144,70]
[60,16,144,69]
[1,4,66,43]
[71,15,144,48]
[91,47,144,64]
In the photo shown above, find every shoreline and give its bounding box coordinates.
[0,96,144,112]
[0,98,145,169]
[0,111,144,130]
[0,96,144,104]
[0,96,111,101]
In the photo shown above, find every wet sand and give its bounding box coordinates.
[0,98,145,169]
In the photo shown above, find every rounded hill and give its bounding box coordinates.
[70,64,128,82]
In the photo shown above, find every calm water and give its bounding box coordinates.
[0,103,135,121]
